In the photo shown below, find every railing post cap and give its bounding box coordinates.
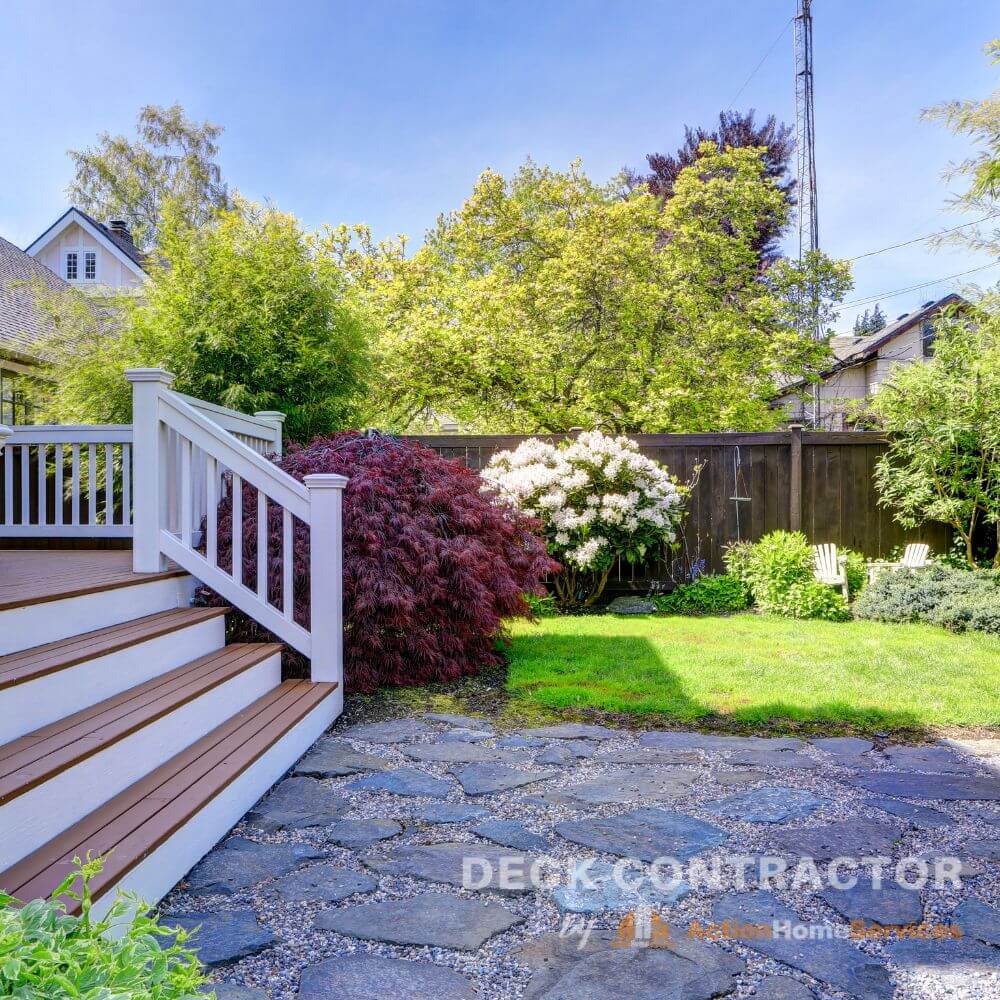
[0,424,11,441]
[789,423,804,431]
[304,473,349,490]
[125,368,176,385]
[254,410,286,424]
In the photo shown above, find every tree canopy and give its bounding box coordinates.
[630,110,795,264]
[34,199,369,442]
[67,103,229,251]
[334,145,850,433]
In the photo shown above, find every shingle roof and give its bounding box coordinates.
[0,236,67,361]
[72,208,147,270]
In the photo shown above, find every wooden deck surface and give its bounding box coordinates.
[0,550,184,612]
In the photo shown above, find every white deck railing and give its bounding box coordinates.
[0,425,133,537]
[0,373,344,690]
[128,370,344,688]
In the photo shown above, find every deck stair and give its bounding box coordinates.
[0,553,339,919]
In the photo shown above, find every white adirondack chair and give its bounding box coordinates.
[813,543,849,600]
[867,542,930,584]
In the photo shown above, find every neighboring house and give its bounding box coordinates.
[773,293,965,430]
[0,236,69,424]
[25,207,148,293]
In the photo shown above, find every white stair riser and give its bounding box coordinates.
[0,576,197,656]
[0,653,281,872]
[0,616,227,745]
[96,693,338,928]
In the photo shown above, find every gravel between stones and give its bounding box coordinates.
[159,714,1000,1000]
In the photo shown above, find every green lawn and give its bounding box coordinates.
[505,613,1000,734]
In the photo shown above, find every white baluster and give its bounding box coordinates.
[282,508,293,620]
[206,455,218,567]
[70,445,80,526]
[232,472,243,587]
[257,489,267,601]
[36,444,47,526]
[55,444,64,526]
[0,427,10,526]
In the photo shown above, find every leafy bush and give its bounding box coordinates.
[482,431,686,607]
[652,574,751,615]
[855,563,1000,634]
[0,856,208,999]
[765,578,851,622]
[723,540,755,596]
[843,549,867,600]
[524,592,559,617]
[201,432,556,692]
[733,530,850,620]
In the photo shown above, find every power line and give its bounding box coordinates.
[729,18,792,107]
[847,213,1000,261]
[841,260,1000,309]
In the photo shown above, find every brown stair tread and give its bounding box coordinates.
[0,679,337,908]
[0,606,230,691]
[0,643,283,806]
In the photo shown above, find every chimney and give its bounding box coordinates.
[108,219,134,246]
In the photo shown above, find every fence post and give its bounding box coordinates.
[254,411,286,457]
[303,473,348,705]
[126,369,175,572]
[789,423,803,533]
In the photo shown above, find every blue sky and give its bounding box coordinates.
[1,0,997,330]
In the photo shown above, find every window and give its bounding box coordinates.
[921,319,936,358]
[63,248,98,281]
[0,369,32,425]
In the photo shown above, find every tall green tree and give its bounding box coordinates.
[865,299,1000,568]
[34,199,369,442]
[853,303,887,336]
[67,103,229,251]
[334,145,850,433]
[923,39,1000,253]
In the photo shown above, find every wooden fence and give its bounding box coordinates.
[408,428,952,589]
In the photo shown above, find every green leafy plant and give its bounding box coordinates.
[652,574,751,615]
[722,540,755,597]
[843,549,867,600]
[524,592,559,617]
[855,563,1000,634]
[0,856,209,999]
[735,530,851,620]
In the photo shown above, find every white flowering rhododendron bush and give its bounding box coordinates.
[482,431,687,606]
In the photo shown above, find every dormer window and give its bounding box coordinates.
[65,251,78,280]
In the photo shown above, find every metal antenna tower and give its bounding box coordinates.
[793,0,821,425]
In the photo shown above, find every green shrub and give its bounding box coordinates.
[0,856,209,999]
[653,574,751,615]
[524,592,559,617]
[766,578,851,622]
[843,549,867,600]
[855,564,1000,634]
[723,540,755,596]
[741,531,814,610]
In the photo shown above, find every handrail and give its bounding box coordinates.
[127,369,343,693]
[172,393,284,456]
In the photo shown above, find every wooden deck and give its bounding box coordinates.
[0,550,185,612]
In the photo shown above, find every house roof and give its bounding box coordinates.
[778,292,966,395]
[25,208,148,278]
[0,235,68,361]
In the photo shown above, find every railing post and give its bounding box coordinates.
[303,473,348,703]
[254,411,286,457]
[126,369,175,572]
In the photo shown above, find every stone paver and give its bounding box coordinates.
[954,898,1000,947]
[206,985,268,1000]
[551,860,689,913]
[413,801,491,823]
[712,892,894,999]
[769,819,902,860]
[247,776,350,831]
[521,723,619,740]
[595,747,699,766]
[451,761,560,795]
[640,732,803,752]
[865,795,952,829]
[810,736,874,757]
[753,976,815,1000]
[850,771,1000,800]
[556,807,729,862]
[184,838,324,895]
[820,878,923,926]
[473,818,551,851]
[315,893,521,949]
[293,739,388,777]
[402,742,504,764]
[270,863,375,903]
[342,719,435,743]
[360,842,541,893]
[325,818,403,849]
[556,769,699,805]
[439,727,494,743]
[163,910,275,966]
[424,712,494,730]
[345,766,453,798]
[702,786,830,823]
[298,955,475,1000]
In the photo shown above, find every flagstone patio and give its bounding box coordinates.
[160,715,1000,999]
